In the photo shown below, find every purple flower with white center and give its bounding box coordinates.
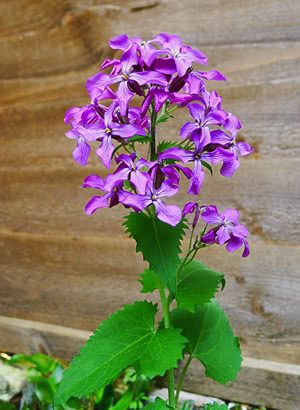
[153,33,208,77]
[180,102,227,149]
[95,103,146,169]
[201,205,250,257]
[88,46,167,115]
[159,143,233,195]
[82,175,126,214]
[122,178,182,226]
[106,153,151,193]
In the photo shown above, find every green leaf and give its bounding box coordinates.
[201,160,213,175]
[124,213,186,293]
[157,140,179,152]
[8,353,58,374]
[144,398,170,409]
[171,301,242,384]
[111,390,134,410]
[129,134,152,143]
[176,260,225,312]
[136,328,186,377]
[139,269,160,293]
[55,301,158,404]
[203,403,228,410]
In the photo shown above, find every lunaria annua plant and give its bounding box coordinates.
[55,33,253,409]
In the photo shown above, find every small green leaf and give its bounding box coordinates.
[136,328,186,377]
[124,213,187,293]
[157,141,179,152]
[176,260,224,311]
[203,403,228,410]
[111,390,134,410]
[201,160,213,175]
[144,398,170,409]
[55,301,158,404]
[171,301,242,384]
[139,269,160,293]
[129,134,152,144]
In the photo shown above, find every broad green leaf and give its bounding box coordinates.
[144,398,170,409]
[136,328,186,377]
[203,403,228,410]
[171,302,242,384]
[139,269,160,293]
[124,213,186,293]
[55,301,158,404]
[176,260,225,311]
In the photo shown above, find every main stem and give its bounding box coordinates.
[159,287,176,408]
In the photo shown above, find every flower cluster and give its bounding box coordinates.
[65,33,253,256]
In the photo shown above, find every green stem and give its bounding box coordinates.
[159,286,176,408]
[175,355,192,407]
[150,104,158,161]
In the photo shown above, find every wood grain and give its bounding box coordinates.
[0,0,300,406]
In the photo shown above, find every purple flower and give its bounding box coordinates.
[106,153,151,193]
[82,175,126,214]
[87,46,167,115]
[122,178,182,226]
[201,205,250,257]
[159,144,233,195]
[180,100,226,147]
[95,103,146,168]
[153,33,208,77]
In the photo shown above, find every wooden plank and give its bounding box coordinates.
[0,315,299,410]
[1,230,299,364]
[181,358,300,410]
[0,1,299,80]
[1,159,299,244]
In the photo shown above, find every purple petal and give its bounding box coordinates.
[196,70,227,81]
[159,147,193,163]
[85,194,110,214]
[226,236,243,253]
[231,223,249,238]
[154,33,183,50]
[154,200,182,226]
[122,192,151,211]
[86,73,112,99]
[201,229,216,244]
[206,109,227,125]
[152,57,177,75]
[182,202,197,216]
[130,170,149,194]
[224,113,242,134]
[116,81,134,116]
[192,127,211,150]
[72,138,91,166]
[110,34,130,50]
[82,175,105,190]
[220,159,240,177]
[201,205,222,224]
[210,130,232,145]
[174,57,191,77]
[156,180,179,198]
[188,103,204,122]
[116,153,135,167]
[202,147,234,165]
[121,45,139,73]
[216,226,231,245]
[188,160,205,195]
[96,136,115,169]
[242,239,250,257]
[183,46,208,65]
[180,121,198,139]
[222,208,240,224]
[237,141,254,156]
[114,123,145,139]
[130,71,167,86]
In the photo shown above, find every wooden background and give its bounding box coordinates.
[0,1,300,408]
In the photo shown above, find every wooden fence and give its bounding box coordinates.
[0,1,299,409]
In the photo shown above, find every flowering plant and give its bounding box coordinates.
[55,33,253,409]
